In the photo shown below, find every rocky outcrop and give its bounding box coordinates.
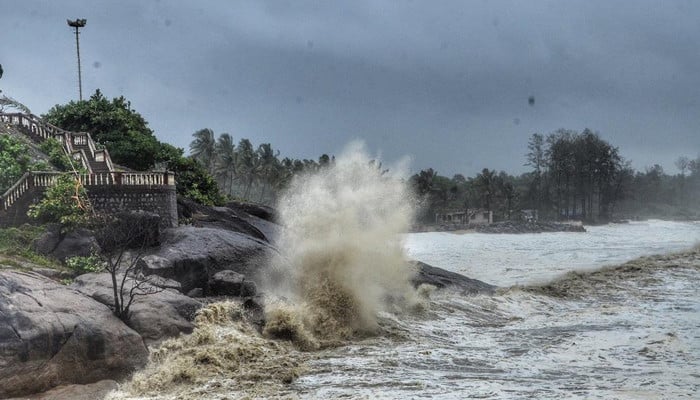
[476,221,586,234]
[137,226,278,294]
[208,270,257,297]
[70,273,202,345]
[409,261,496,295]
[0,271,148,398]
[32,226,99,262]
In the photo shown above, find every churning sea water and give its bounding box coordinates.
[289,220,700,399]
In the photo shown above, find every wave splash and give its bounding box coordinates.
[263,141,421,349]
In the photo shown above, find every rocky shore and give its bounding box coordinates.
[413,220,586,234]
[0,198,493,399]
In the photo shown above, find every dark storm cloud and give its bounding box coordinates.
[1,0,698,176]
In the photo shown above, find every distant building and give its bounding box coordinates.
[435,209,493,225]
[520,209,539,222]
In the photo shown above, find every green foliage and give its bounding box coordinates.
[169,156,225,206]
[39,138,74,171]
[42,89,225,205]
[65,254,102,274]
[28,175,92,231]
[43,89,161,171]
[0,134,30,193]
[0,225,57,267]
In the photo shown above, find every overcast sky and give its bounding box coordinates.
[2,0,698,176]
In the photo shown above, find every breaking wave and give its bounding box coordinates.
[263,141,422,348]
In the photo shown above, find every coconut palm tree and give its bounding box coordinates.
[215,133,237,196]
[190,128,216,174]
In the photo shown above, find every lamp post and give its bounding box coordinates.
[67,18,87,101]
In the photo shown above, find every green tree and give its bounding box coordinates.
[43,90,161,171]
[190,128,217,175]
[0,135,30,193]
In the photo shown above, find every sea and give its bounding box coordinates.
[287,220,700,399]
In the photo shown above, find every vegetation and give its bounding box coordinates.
[410,129,700,224]
[189,128,332,204]
[43,90,224,205]
[93,213,163,322]
[27,174,92,232]
[38,138,76,172]
[0,134,30,193]
[0,225,58,268]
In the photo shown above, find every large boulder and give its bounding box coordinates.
[71,273,202,345]
[208,270,257,297]
[137,226,278,294]
[177,197,270,242]
[32,227,99,262]
[0,271,148,398]
[409,261,496,295]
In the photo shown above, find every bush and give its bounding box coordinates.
[27,174,92,231]
[39,138,75,171]
[65,254,102,274]
[0,134,30,192]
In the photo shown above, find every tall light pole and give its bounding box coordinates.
[67,18,87,101]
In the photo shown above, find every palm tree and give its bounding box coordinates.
[256,143,281,202]
[190,128,216,174]
[215,133,237,196]
[236,139,258,200]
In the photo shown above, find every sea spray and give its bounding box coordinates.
[264,142,421,347]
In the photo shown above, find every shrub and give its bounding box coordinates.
[65,254,102,274]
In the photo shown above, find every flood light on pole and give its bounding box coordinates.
[67,18,87,101]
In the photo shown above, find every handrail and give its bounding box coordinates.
[0,171,176,213]
[1,172,31,211]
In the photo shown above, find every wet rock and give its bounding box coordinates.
[410,261,496,295]
[208,270,257,297]
[6,379,118,400]
[0,271,148,398]
[187,287,203,297]
[476,221,586,234]
[137,226,277,294]
[71,272,202,345]
[177,197,270,242]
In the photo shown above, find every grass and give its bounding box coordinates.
[0,224,61,269]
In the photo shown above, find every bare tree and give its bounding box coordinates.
[93,212,163,322]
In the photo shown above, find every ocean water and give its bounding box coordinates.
[288,220,700,399]
[110,220,700,400]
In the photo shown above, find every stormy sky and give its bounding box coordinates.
[1,0,698,177]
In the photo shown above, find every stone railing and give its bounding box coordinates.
[1,171,176,212]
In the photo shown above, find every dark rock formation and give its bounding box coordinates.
[71,273,202,345]
[177,197,271,242]
[208,270,257,297]
[225,200,277,223]
[0,271,148,398]
[410,261,496,295]
[32,226,99,262]
[137,226,278,294]
[476,221,586,234]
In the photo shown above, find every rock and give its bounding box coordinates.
[138,226,278,294]
[208,270,257,297]
[0,271,148,398]
[71,273,202,345]
[187,287,203,298]
[410,261,496,295]
[32,226,100,262]
[177,197,269,242]
[144,274,182,292]
[475,221,586,234]
[225,200,277,223]
[6,379,118,400]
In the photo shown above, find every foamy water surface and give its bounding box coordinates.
[289,220,700,399]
